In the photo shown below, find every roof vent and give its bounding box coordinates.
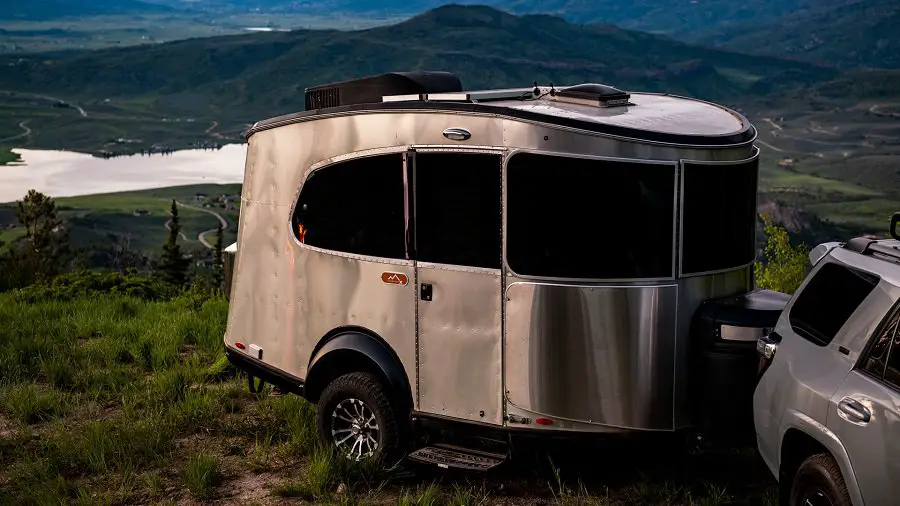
[555,83,633,108]
[304,71,463,110]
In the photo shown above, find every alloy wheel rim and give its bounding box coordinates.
[802,488,834,506]
[330,398,379,461]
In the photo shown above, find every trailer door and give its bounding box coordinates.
[410,150,504,425]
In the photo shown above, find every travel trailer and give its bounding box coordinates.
[222,71,789,469]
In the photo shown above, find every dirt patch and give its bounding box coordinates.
[216,471,287,504]
[0,413,15,439]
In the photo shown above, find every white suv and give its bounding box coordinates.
[754,231,900,506]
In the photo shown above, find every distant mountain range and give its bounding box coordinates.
[697,0,900,70]
[6,1,897,70]
[0,5,838,124]
[9,0,174,20]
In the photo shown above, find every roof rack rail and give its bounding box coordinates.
[382,87,536,104]
[844,237,876,255]
[840,212,900,259]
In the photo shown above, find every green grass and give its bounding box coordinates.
[0,288,778,505]
[806,198,900,231]
[183,453,221,499]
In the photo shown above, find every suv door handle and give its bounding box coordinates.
[838,397,871,424]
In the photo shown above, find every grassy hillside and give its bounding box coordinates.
[499,0,814,37]
[0,287,778,505]
[699,0,900,70]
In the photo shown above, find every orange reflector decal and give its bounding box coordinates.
[235,342,246,350]
[381,272,409,286]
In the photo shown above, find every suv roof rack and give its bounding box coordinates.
[840,237,900,266]
[837,212,900,265]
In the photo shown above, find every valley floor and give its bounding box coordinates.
[0,293,777,505]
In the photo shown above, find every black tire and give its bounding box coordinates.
[315,372,405,466]
[789,453,852,506]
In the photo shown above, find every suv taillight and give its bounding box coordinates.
[756,331,782,377]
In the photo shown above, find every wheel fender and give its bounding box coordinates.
[305,330,412,409]
[779,410,865,506]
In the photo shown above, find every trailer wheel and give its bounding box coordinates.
[315,372,403,465]
[789,453,851,506]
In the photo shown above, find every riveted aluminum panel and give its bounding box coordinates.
[243,112,504,207]
[417,264,503,425]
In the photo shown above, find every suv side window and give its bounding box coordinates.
[861,307,897,379]
[291,153,406,259]
[884,321,900,390]
[789,262,879,346]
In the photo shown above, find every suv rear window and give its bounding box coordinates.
[789,262,879,346]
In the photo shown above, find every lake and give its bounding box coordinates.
[0,144,247,203]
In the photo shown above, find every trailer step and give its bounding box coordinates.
[407,444,506,471]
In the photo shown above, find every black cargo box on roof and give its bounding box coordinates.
[304,71,463,111]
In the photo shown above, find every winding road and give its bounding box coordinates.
[0,120,31,143]
[165,201,229,250]
[869,103,900,118]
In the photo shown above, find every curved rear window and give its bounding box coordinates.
[681,158,759,275]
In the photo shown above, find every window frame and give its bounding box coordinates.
[501,148,680,283]
[856,297,900,392]
[287,147,413,265]
[678,147,761,278]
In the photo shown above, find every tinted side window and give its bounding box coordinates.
[884,326,900,390]
[292,154,405,259]
[789,262,879,346]
[506,152,675,279]
[681,158,758,274]
[862,307,897,379]
[414,153,501,269]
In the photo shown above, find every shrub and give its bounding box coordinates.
[11,269,174,303]
[755,214,810,295]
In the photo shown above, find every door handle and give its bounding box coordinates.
[838,397,871,424]
[420,283,432,301]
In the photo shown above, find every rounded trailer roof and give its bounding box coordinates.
[493,93,748,140]
[249,84,756,147]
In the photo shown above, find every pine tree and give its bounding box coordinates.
[212,222,224,291]
[14,189,70,282]
[159,200,189,288]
